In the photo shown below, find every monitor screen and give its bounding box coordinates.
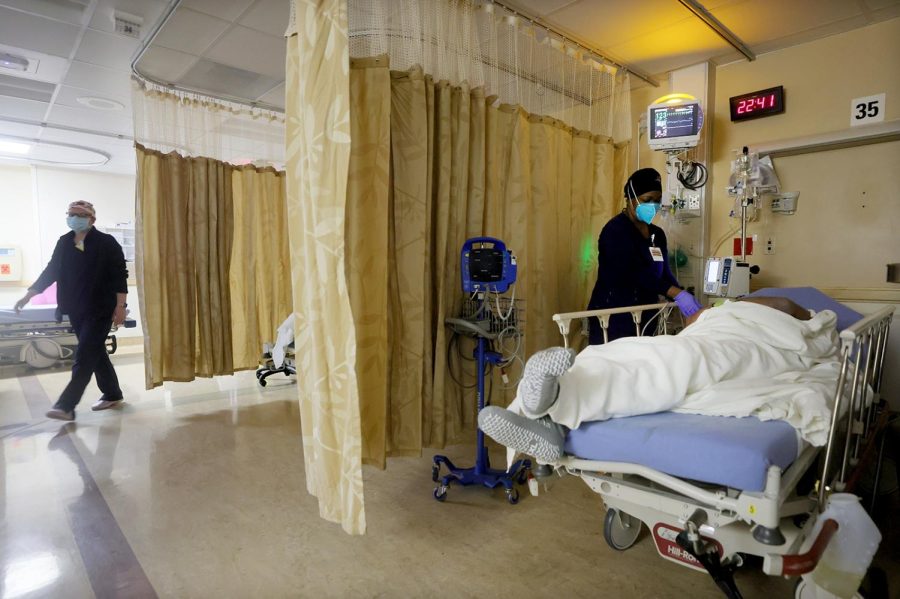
[468,248,504,282]
[650,104,700,140]
[706,259,720,283]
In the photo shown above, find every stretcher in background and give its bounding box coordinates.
[0,307,136,370]
[256,314,296,387]
[536,288,893,598]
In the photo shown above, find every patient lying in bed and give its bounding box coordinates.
[479,297,841,464]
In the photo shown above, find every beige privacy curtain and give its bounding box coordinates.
[285,0,366,535]
[344,62,623,467]
[135,145,291,388]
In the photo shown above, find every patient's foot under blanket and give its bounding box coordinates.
[520,347,576,417]
[479,406,566,464]
[542,301,840,446]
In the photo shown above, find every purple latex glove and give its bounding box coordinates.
[674,290,703,317]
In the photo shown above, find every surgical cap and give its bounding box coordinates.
[624,168,662,200]
[68,200,96,217]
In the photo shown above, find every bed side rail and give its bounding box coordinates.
[552,302,674,347]
[819,305,895,509]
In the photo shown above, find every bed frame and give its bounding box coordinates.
[546,302,894,598]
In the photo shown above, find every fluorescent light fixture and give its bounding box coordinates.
[0,52,29,71]
[0,140,31,154]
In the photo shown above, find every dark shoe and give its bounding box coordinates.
[46,408,75,421]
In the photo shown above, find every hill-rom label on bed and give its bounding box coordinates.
[652,523,723,571]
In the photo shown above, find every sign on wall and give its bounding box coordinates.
[850,93,886,126]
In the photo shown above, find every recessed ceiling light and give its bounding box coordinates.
[0,52,29,71]
[0,140,31,154]
[76,96,125,111]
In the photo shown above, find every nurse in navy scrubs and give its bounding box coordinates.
[587,167,702,344]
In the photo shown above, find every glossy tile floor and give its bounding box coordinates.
[1,350,896,599]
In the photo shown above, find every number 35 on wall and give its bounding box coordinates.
[850,93,885,126]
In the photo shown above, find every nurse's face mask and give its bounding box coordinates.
[66,214,91,232]
[634,201,658,225]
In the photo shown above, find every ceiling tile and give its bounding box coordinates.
[0,0,87,25]
[0,7,82,58]
[134,46,197,83]
[0,73,55,102]
[539,0,695,50]
[153,7,231,55]
[75,29,140,72]
[608,17,731,76]
[182,0,254,22]
[256,82,285,108]
[504,0,581,17]
[204,25,285,80]
[54,84,131,112]
[239,0,291,36]
[0,95,48,120]
[713,0,863,46]
[177,59,280,100]
[46,104,133,137]
[63,61,133,100]
[0,121,42,139]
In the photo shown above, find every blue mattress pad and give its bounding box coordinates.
[565,412,799,492]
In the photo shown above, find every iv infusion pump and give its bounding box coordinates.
[704,256,750,298]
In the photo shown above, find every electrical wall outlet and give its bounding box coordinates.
[765,236,775,254]
[686,194,701,210]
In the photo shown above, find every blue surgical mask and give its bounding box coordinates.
[67,215,91,232]
[634,201,658,225]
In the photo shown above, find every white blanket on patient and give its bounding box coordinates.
[539,301,841,446]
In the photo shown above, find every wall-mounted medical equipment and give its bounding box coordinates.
[703,256,751,298]
[0,246,22,281]
[433,237,529,504]
[729,85,785,122]
[648,94,704,152]
[770,192,799,214]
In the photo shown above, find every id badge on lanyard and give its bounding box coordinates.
[649,234,664,277]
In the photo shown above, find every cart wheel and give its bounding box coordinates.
[603,509,642,551]
[431,464,440,482]
[794,578,865,599]
[433,486,447,502]
[505,487,519,505]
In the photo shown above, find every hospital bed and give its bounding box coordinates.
[539,288,893,598]
[0,307,135,369]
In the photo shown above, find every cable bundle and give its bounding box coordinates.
[677,160,708,190]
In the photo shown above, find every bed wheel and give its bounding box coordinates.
[433,486,448,502]
[603,509,642,551]
[505,488,519,505]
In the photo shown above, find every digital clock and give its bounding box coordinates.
[729,86,784,122]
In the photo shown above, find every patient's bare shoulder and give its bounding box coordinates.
[736,296,811,320]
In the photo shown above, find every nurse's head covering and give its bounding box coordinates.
[67,200,96,217]
[624,168,662,200]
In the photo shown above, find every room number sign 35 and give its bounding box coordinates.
[850,93,885,126]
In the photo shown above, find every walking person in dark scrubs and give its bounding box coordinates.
[14,200,128,420]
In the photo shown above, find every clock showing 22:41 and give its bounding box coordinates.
[850,93,885,126]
